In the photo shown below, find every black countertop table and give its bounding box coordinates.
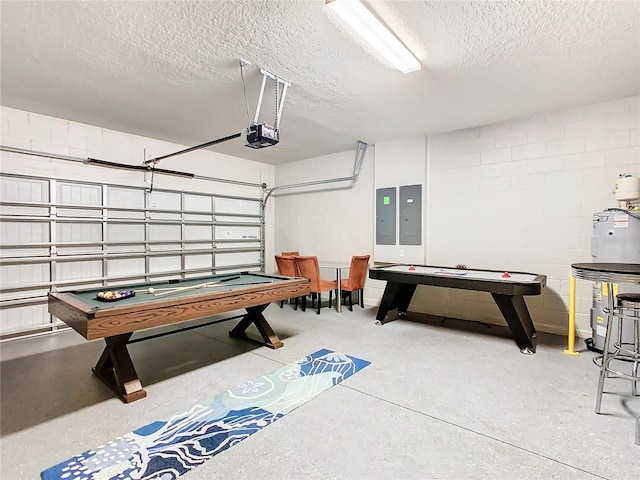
[570,262,640,446]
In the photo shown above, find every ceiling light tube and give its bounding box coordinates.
[325,0,421,74]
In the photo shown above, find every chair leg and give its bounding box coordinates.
[317,293,321,315]
[311,293,316,308]
[359,288,364,308]
[348,292,353,311]
[301,296,306,312]
[280,300,284,308]
[294,296,299,311]
[329,290,333,308]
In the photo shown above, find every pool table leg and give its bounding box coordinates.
[229,304,284,349]
[491,293,537,354]
[375,282,418,325]
[92,333,147,403]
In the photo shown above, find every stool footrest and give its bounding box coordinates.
[593,355,640,383]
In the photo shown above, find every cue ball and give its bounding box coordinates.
[147,287,155,294]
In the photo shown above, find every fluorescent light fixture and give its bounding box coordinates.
[325,0,421,74]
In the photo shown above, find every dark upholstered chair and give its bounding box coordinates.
[294,256,338,314]
[275,255,301,309]
[340,255,371,311]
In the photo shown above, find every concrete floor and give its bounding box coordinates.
[1,303,639,479]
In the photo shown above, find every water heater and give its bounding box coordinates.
[589,208,640,352]
[613,174,640,205]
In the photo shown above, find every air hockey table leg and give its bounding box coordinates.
[375,282,418,325]
[491,293,537,354]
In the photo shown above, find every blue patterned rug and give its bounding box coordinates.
[41,348,370,480]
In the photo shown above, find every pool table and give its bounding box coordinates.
[48,272,310,402]
[369,264,546,354]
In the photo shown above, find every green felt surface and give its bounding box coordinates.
[67,273,282,309]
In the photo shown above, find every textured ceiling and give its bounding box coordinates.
[1,0,639,165]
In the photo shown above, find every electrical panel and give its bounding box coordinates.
[376,187,396,245]
[399,184,422,245]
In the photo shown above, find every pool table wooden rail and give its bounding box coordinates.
[49,276,310,341]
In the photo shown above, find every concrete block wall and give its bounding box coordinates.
[419,95,639,337]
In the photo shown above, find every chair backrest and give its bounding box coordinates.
[347,255,371,289]
[294,255,321,291]
[275,255,298,277]
[281,251,299,256]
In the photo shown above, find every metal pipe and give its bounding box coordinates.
[0,145,87,163]
[352,139,366,176]
[0,215,262,227]
[1,145,263,188]
[263,140,367,206]
[265,176,355,202]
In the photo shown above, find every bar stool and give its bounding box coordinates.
[595,292,640,414]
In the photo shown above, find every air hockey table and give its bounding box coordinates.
[369,264,546,354]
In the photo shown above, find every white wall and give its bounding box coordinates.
[275,95,639,339]
[272,146,375,286]
[421,95,639,337]
[374,136,427,265]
